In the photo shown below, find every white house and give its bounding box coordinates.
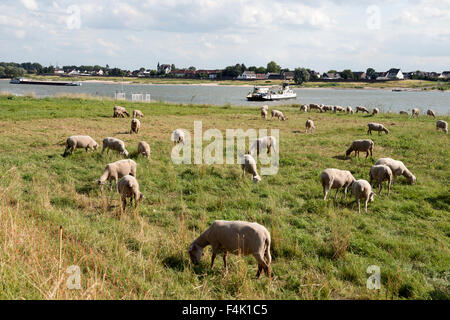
[385,68,404,80]
[237,71,256,79]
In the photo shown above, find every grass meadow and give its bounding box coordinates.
[0,93,448,299]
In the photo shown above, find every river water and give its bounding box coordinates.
[1,79,449,114]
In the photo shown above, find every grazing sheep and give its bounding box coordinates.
[188,220,272,278]
[375,158,416,185]
[387,110,392,114]
[367,122,389,135]
[305,119,315,133]
[249,136,277,155]
[322,105,333,112]
[372,108,379,115]
[261,105,268,119]
[300,104,308,112]
[334,106,345,113]
[137,141,151,158]
[356,106,369,113]
[133,109,144,118]
[346,106,354,114]
[97,159,137,189]
[271,109,286,121]
[399,111,408,115]
[436,120,448,133]
[130,118,141,134]
[427,109,436,118]
[117,175,144,208]
[171,129,185,144]
[113,106,130,118]
[412,108,420,117]
[63,135,98,157]
[101,137,129,157]
[345,139,374,158]
[309,103,321,112]
[320,168,356,200]
[352,180,375,213]
[369,164,393,196]
[241,154,261,183]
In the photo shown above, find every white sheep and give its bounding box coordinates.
[356,106,369,113]
[346,106,354,114]
[374,157,416,185]
[101,137,129,157]
[63,135,98,157]
[334,106,345,113]
[436,120,448,133]
[249,136,277,155]
[113,106,130,118]
[309,103,322,112]
[301,104,308,112]
[412,108,420,117]
[188,220,272,278]
[372,108,379,115]
[352,179,375,213]
[369,164,393,196]
[345,139,374,158]
[271,109,286,121]
[305,119,315,133]
[367,122,389,135]
[261,105,268,119]
[172,129,185,145]
[97,159,137,189]
[426,109,436,118]
[137,141,151,158]
[322,105,333,112]
[117,175,144,208]
[130,118,141,134]
[133,109,144,118]
[241,154,261,183]
[320,168,356,200]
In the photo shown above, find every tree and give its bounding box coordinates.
[171,64,176,71]
[340,69,353,80]
[188,66,196,71]
[266,61,281,74]
[327,70,337,74]
[293,68,310,85]
[366,68,376,80]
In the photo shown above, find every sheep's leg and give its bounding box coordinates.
[365,151,369,159]
[210,252,217,269]
[344,186,348,199]
[334,188,340,200]
[364,199,369,213]
[323,185,329,200]
[254,253,269,279]
[122,197,126,210]
[387,180,391,196]
[357,199,361,214]
[378,183,383,195]
[223,252,228,274]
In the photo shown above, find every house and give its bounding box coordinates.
[282,71,294,80]
[255,73,266,80]
[322,73,341,80]
[438,71,450,79]
[54,67,64,75]
[308,70,321,79]
[352,72,366,80]
[265,73,282,80]
[157,63,171,75]
[385,68,404,80]
[237,71,256,80]
[375,72,387,80]
[67,69,80,76]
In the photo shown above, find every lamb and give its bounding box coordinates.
[271,109,286,121]
[372,108,379,115]
[320,168,356,200]
[345,139,374,158]
[375,158,416,185]
[436,120,448,133]
[241,154,261,183]
[113,106,130,118]
[300,104,308,112]
[352,180,375,213]
[188,220,272,278]
[101,137,129,157]
[346,106,354,114]
[261,105,268,119]
[367,122,389,135]
[63,135,98,157]
[97,159,137,189]
[369,164,393,196]
[130,118,141,134]
[171,129,185,144]
[249,136,277,155]
[137,141,151,158]
[132,109,144,118]
[426,109,436,118]
[399,111,408,115]
[117,175,144,208]
[412,108,420,117]
[356,106,369,113]
[305,119,315,133]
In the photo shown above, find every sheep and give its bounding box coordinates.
[249,136,277,155]
[436,120,448,133]
[101,137,129,157]
[117,175,144,208]
[137,141,151,158]
[130,118,141,134]
[305,119,315,133]
[241,154,261,183]
[271,109,286,121]
[345,139,374,158]
[367,122,389,135]
[412,108,420,117]
[113,106,130,118]
[334,106,345,113]
[320,168,356,200]
[346,106,354,114]
[132,109,144,118]
[171,129,185,145]
[375,157,416,185]
[260,105,268,119]
[300,104,308,112]
[369,164,393,196]
[399,111,408,115]
[63,135,98,157]
[426,109,436,118]
[97,159,137,189]
[188,220,272,278]
[372,108,379,115]
[352,180,375,213]
[356,106,369,113]
[309,103,321,112]
[322,105,333,112]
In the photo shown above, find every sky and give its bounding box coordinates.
[0,0,449,72]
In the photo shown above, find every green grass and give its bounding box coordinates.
[0,95,449,299]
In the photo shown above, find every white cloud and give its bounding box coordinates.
[20,0,38,11]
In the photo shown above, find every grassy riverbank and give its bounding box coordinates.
[0,94,448,299]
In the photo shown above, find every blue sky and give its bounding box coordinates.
[1,0,449,72]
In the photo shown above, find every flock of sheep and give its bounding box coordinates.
[60,102,446,279]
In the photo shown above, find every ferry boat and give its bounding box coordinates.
[246,86,270,101]
[262,83,296,101]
